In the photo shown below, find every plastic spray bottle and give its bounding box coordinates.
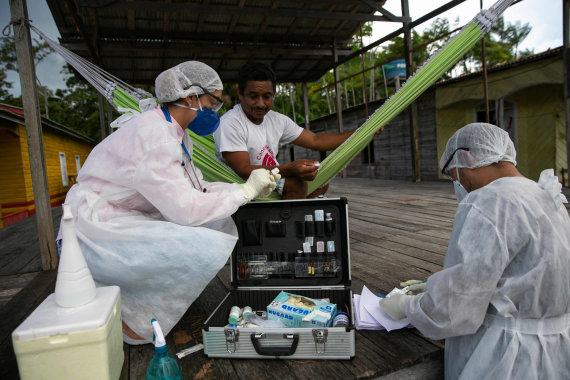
[146,319,181,380]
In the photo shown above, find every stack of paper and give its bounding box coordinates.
[353,285,411,331]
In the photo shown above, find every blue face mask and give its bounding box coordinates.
[187,107,220,136]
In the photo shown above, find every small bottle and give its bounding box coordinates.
[146,319,181,380]
[228,305,241,325]
[242,306,254,322]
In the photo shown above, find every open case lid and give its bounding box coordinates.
[231,197,351,289]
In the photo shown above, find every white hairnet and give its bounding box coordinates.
[155,61,223,103]
[439,123,517,175]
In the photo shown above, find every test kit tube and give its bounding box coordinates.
[228,306,241,324]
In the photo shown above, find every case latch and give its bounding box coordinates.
[312,329,328,354]
[225,327,239,353]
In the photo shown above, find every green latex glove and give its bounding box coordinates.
[378,293,410,321]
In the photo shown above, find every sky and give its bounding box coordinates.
[0,0,563,97]
[364,0,562,53]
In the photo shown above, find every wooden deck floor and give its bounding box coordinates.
[1,178,568,379]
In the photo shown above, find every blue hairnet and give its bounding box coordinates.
[155,61,223,103]
[440,123,517,175]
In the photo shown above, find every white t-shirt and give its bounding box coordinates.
[215,104,303,166]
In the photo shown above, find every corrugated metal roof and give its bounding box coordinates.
[435,47,563,87]
[46,0,392,85]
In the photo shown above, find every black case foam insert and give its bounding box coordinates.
[231,198,350,288]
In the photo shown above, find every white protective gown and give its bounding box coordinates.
[407,172,570,380]
[62,108,248,340]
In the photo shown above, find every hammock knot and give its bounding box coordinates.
[3,17,32,38]
[475,9,494,34]
[104,82,117,101]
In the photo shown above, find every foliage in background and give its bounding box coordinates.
[0,16,533,138]
[271,16,532,125]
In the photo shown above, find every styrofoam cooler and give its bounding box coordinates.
[12,285,124,380]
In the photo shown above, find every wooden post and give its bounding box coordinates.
[9,0,58,270]
[562,0,570,187]
[333,40,345,177]
[98,93,107,139]
[481,0,490,123]
[402,0,421,182]
[302,82,312,159]
[107,100,113,135]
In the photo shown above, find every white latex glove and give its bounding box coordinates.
[378,293,410,321]
[240,169,279,201]
[400,280,427,295]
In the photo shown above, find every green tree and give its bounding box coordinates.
[48,65,102,140]
[0,35,52,104]
[460,16,532,71]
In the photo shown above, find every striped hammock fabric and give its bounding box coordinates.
[30,0,514,197]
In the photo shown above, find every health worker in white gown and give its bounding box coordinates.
[59,61,279,344]
[379,123,570,379]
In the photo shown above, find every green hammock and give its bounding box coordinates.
[30,0,513,197]
[307,0,514,193]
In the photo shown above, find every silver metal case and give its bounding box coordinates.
[202,198,355,360]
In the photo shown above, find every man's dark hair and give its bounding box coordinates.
[238,62,276,94]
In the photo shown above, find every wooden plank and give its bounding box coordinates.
[127,343,155,379]
[343,277,443,378]
[0,272,39,309]
[174,273,239,379]
[118,343,130,380]
[0,270,56,379]
[347,217,450,254]
[0,272,38,291]
[0,207,62,275]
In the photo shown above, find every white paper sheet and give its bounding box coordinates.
[352,285,412,331]
[353,294,384,330]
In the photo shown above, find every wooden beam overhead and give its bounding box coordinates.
[333,5,360,36]
[75,1,390,22]
[359,0,406,22]
[63,0,101,64]
[62,41,352,56]
[227,0,246,35]
[257,0,280,36]
[197,0,210,33]
[59,28,351,45]
[310,4,335,36]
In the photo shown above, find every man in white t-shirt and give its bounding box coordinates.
[214,62,355,199]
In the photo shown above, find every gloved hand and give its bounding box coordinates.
[400,280,427,295]
[378,293,410,321]
[240,169,281,201]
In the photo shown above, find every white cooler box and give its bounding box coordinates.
[12,285,124,380]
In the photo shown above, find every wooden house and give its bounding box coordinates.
[0,104,96,228]
[299,48,567,185]
[435,47,566,183]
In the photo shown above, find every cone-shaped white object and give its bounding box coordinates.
[55,204,96,308]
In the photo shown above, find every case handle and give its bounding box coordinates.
[250,333,299,356]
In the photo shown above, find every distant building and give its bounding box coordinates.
[0,104,96,228]
[296,47,567,185]
[434,47,566,183]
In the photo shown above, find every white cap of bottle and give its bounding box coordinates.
[54,204,96,308]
